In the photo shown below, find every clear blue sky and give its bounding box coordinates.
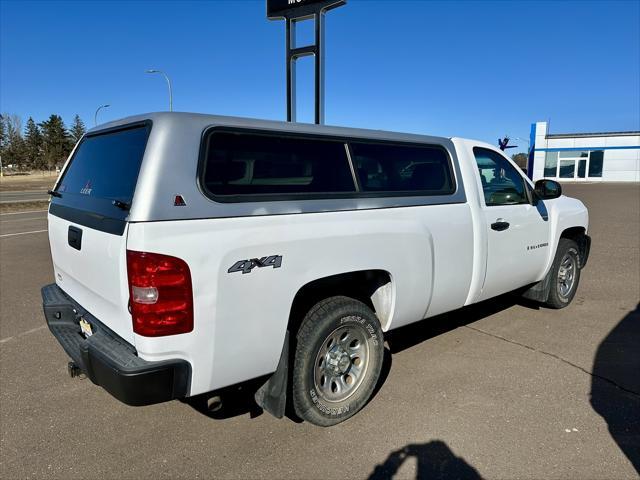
[1,0,639,153]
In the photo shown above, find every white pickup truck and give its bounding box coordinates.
[42,113,590,426]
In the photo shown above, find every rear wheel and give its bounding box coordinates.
[545,238,581,309]
[292,296,384,426]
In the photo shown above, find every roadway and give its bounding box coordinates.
[0,184,638,479]
[0,190,50,204]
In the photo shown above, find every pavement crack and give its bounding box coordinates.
[463,325,640,398]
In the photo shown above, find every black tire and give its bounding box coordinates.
[292,296,384,427]
[545,238,581,309]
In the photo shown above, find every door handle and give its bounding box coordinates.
[68,226,83,250]
[491,219,510,231]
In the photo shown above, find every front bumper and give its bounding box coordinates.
[41,284,191,406]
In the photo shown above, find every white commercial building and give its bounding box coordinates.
[528,122,640,182]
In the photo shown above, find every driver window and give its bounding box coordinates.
[473,147,528,206]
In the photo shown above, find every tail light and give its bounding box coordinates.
[126,250,193,337]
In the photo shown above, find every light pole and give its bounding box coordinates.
[146,69,173,112]
[513,137,531,148]
[512,137,533,155]
[94,104,110,126]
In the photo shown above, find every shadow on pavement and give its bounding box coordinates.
[590,303,640,474]
[186,293,535,421]
[368,440,482,480]
[186,346,393,422]
[185,376,266,420]
[386,293,537,354]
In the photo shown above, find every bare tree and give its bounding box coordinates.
[2,114,26,169]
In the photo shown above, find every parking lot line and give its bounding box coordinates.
[0,229,48,238]
[1,216,48,224]
[0,210,48,216]
[0,325,47,344]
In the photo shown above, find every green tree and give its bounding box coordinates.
[69,114,86,145]
[40,114,71,169]
[24,117,44,169]
[512,152,529,171]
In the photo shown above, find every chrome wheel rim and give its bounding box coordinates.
[313,320,370,403]
[557,252,577,298]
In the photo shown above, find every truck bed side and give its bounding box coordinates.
[127,202,473,395]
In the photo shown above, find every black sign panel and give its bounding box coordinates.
[267,0,346,20]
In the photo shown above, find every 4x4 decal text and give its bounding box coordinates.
[228,255,283,274]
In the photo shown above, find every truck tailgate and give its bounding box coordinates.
[48,212,133,343]
[47,122,152,345]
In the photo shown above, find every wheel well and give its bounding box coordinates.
[560,226,585,241]
[560,226,589,267]
[287,270,393,335]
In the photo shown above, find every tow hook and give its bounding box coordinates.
[67,361,83,378]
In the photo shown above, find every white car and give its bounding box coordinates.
[42,113,590,426]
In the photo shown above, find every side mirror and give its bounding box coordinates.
[534,179,562,200]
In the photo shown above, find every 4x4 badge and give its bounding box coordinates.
[228,255,283,274]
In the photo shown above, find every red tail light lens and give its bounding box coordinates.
[126,250,193,337]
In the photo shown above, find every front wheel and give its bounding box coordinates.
[545,238,581,309]
[292,296,384,427]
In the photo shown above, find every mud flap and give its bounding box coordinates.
[254,331,289,418]
[577,234,591,268]
[523,233,591,303]
[521,272,553,303]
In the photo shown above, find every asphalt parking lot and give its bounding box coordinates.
[0,183,638,479]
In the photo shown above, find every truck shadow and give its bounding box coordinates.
[186,293,535,421]
[185,347,393,422]
[590,304,640,474]
[386,294,537,354]
[185,376,267,420]
[368,440,483,480]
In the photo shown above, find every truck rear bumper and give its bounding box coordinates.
[41,284,191,406]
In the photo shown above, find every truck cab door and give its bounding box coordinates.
[472,147,551,301]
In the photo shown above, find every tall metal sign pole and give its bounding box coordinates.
[267,0,346,124]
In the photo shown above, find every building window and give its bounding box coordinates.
[577,159,586,178]
[542,149,605,179]
[544,151,558,177]
[589,150,604,177]
[559,150,588,158]
[559,160,576,178]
